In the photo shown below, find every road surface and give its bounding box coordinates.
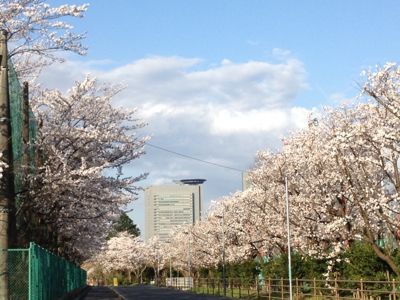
[83,287,120,299]
[83,285,231,300]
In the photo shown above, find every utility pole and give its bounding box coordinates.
[222,208,226,296]
[0,30,11,300]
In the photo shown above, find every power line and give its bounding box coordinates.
[145,142,244,173]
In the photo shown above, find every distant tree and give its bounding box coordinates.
[339,241,394,281]
[262,253,327,280]
[108,212,141,238]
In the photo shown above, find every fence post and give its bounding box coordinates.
[231,278,233,298]
[257,276,260,300]
[313,278,316,297]
[268,277,272,300]
[295,278,299,299]
[247,278,250,297]
[335,277,339,300]
[360,278,364,300]
[239,278,241,298]
[392,278,396,300]
[281,277,284,300]
[28,243,33,300]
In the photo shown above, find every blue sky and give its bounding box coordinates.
[56,1,400,104]
[44,0,400,235]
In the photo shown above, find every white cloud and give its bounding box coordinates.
[37,54,312,234]
[210,109,287,134]
[209,106,313,135]
[246,40,260,46]
[328,92,356,106]
[272,48,292,59]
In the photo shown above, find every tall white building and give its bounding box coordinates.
[144,179,205,241]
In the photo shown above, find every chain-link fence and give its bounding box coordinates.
[8,248,29,299]
[6,243,87,300]
[30,242,87,300]
[8,59,41,246]
[9,60,37,201]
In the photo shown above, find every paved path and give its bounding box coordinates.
[114,285,231,300]
[82,287,120,299]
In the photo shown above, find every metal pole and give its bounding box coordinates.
[285,177,293,300]
[170,257,172,287]
[157,250,160,286]
[222,208,226,296]
[188,232,191,278]
[0,30,10,300]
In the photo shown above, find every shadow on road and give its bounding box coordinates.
[83,286,120,300]
[114,285,232,300]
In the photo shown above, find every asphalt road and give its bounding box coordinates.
[96,285,232,300]
[83,287,120,300]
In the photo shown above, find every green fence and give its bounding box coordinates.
[9,60,38,227]
[8,248,29,299]
[6,242,87,300]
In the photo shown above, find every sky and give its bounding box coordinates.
[42,0,400,235]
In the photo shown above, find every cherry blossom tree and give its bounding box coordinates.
[167,225,205,276]
[92,232,149,284]
[18,76,148,261]
[145,236,166,283]
[1,0,88,77]
[163,64,400,278]
[166,197,266,277]
[249,85,400,276]
[0,1,151,266]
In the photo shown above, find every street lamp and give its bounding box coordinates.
[222,209,226,297]
[156,248,160,286]
[183,229,192,290]
[285,177,293,300]
[164,240,173,287]
[188,231,191,278]
[215,207,226,296]
[169,256,172,287]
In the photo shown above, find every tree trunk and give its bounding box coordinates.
[370,240,400,276]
